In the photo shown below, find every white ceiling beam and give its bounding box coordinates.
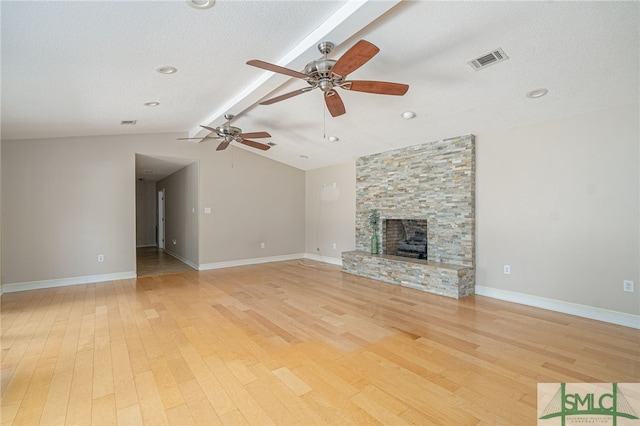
[189,0,402,139]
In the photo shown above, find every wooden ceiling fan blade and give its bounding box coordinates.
[240,139,271,151]
[246,59,309,80]
[216,141,230,151]
[330,40,380,78]
[342,80,409,96]
[260,87,312,105]
[325,90,346,117]
[239,131,271,139]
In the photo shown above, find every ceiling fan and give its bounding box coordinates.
[247,39,409,117]
[177,114,272,151]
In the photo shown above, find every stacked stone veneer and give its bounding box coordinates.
[342,134,475,299]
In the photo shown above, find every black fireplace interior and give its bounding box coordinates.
[397,230,427,259]
[385,219,428,260]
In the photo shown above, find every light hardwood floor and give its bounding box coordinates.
[136,247,195,277]
[2,260,639,425]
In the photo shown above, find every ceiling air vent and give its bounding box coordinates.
[121,120,137,125]
[467,48,509,71]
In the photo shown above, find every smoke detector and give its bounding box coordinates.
[468,48,509,71]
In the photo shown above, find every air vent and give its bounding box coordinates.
[467,48,509,71]
[121,120,137,125]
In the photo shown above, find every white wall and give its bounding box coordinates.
[305,162,356,262]
[3,137,136,284]
[476,104,639,316]
[198,144,305,263]
[304,104,639,318]
[1,133,305,288]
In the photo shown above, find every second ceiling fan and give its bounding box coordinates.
[247,39,409,117]
[177,114,272,151]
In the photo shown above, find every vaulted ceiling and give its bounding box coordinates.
[2,1,638,171]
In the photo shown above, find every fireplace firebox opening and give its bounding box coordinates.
[384,219,428,259]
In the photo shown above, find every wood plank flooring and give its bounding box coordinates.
[136,248,195,277]
[2,260,639,425]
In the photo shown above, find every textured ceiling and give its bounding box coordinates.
[2,1,638,172]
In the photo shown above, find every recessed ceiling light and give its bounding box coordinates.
[144,171,154,175]
[300,155,308,159]
[526,88,548,99]
[327,136,339,142]
[186,0,215,9]
[144,101,160,107]
[156,66,177,74]
[402,111,416,119]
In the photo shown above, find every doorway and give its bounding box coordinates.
[135,154,198,277]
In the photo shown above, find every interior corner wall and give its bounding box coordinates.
[476,104,639,316]
[157,162,198,266]
[304,162,356,260]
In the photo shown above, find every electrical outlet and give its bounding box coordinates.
[332,242,337,249]
[260,242,265,249]
[623,280,634,292]
[98,254,104,263]
[503,265,511,275]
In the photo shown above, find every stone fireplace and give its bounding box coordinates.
[342,134,475,299]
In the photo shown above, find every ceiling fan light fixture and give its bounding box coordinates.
[156,66,177,75]
[186,0,215,10]
[526,88,549,99]
[402,111,416,119]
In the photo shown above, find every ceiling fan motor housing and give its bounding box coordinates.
[304,59,341,91]
[216,125,242,137]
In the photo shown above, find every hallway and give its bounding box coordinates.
[136,247,195,277]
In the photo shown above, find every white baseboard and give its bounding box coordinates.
[163,249,199,270]
[2,271,138,293]
[475,285,640,329]
[199,253,307,270]
[303,252,343,266]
